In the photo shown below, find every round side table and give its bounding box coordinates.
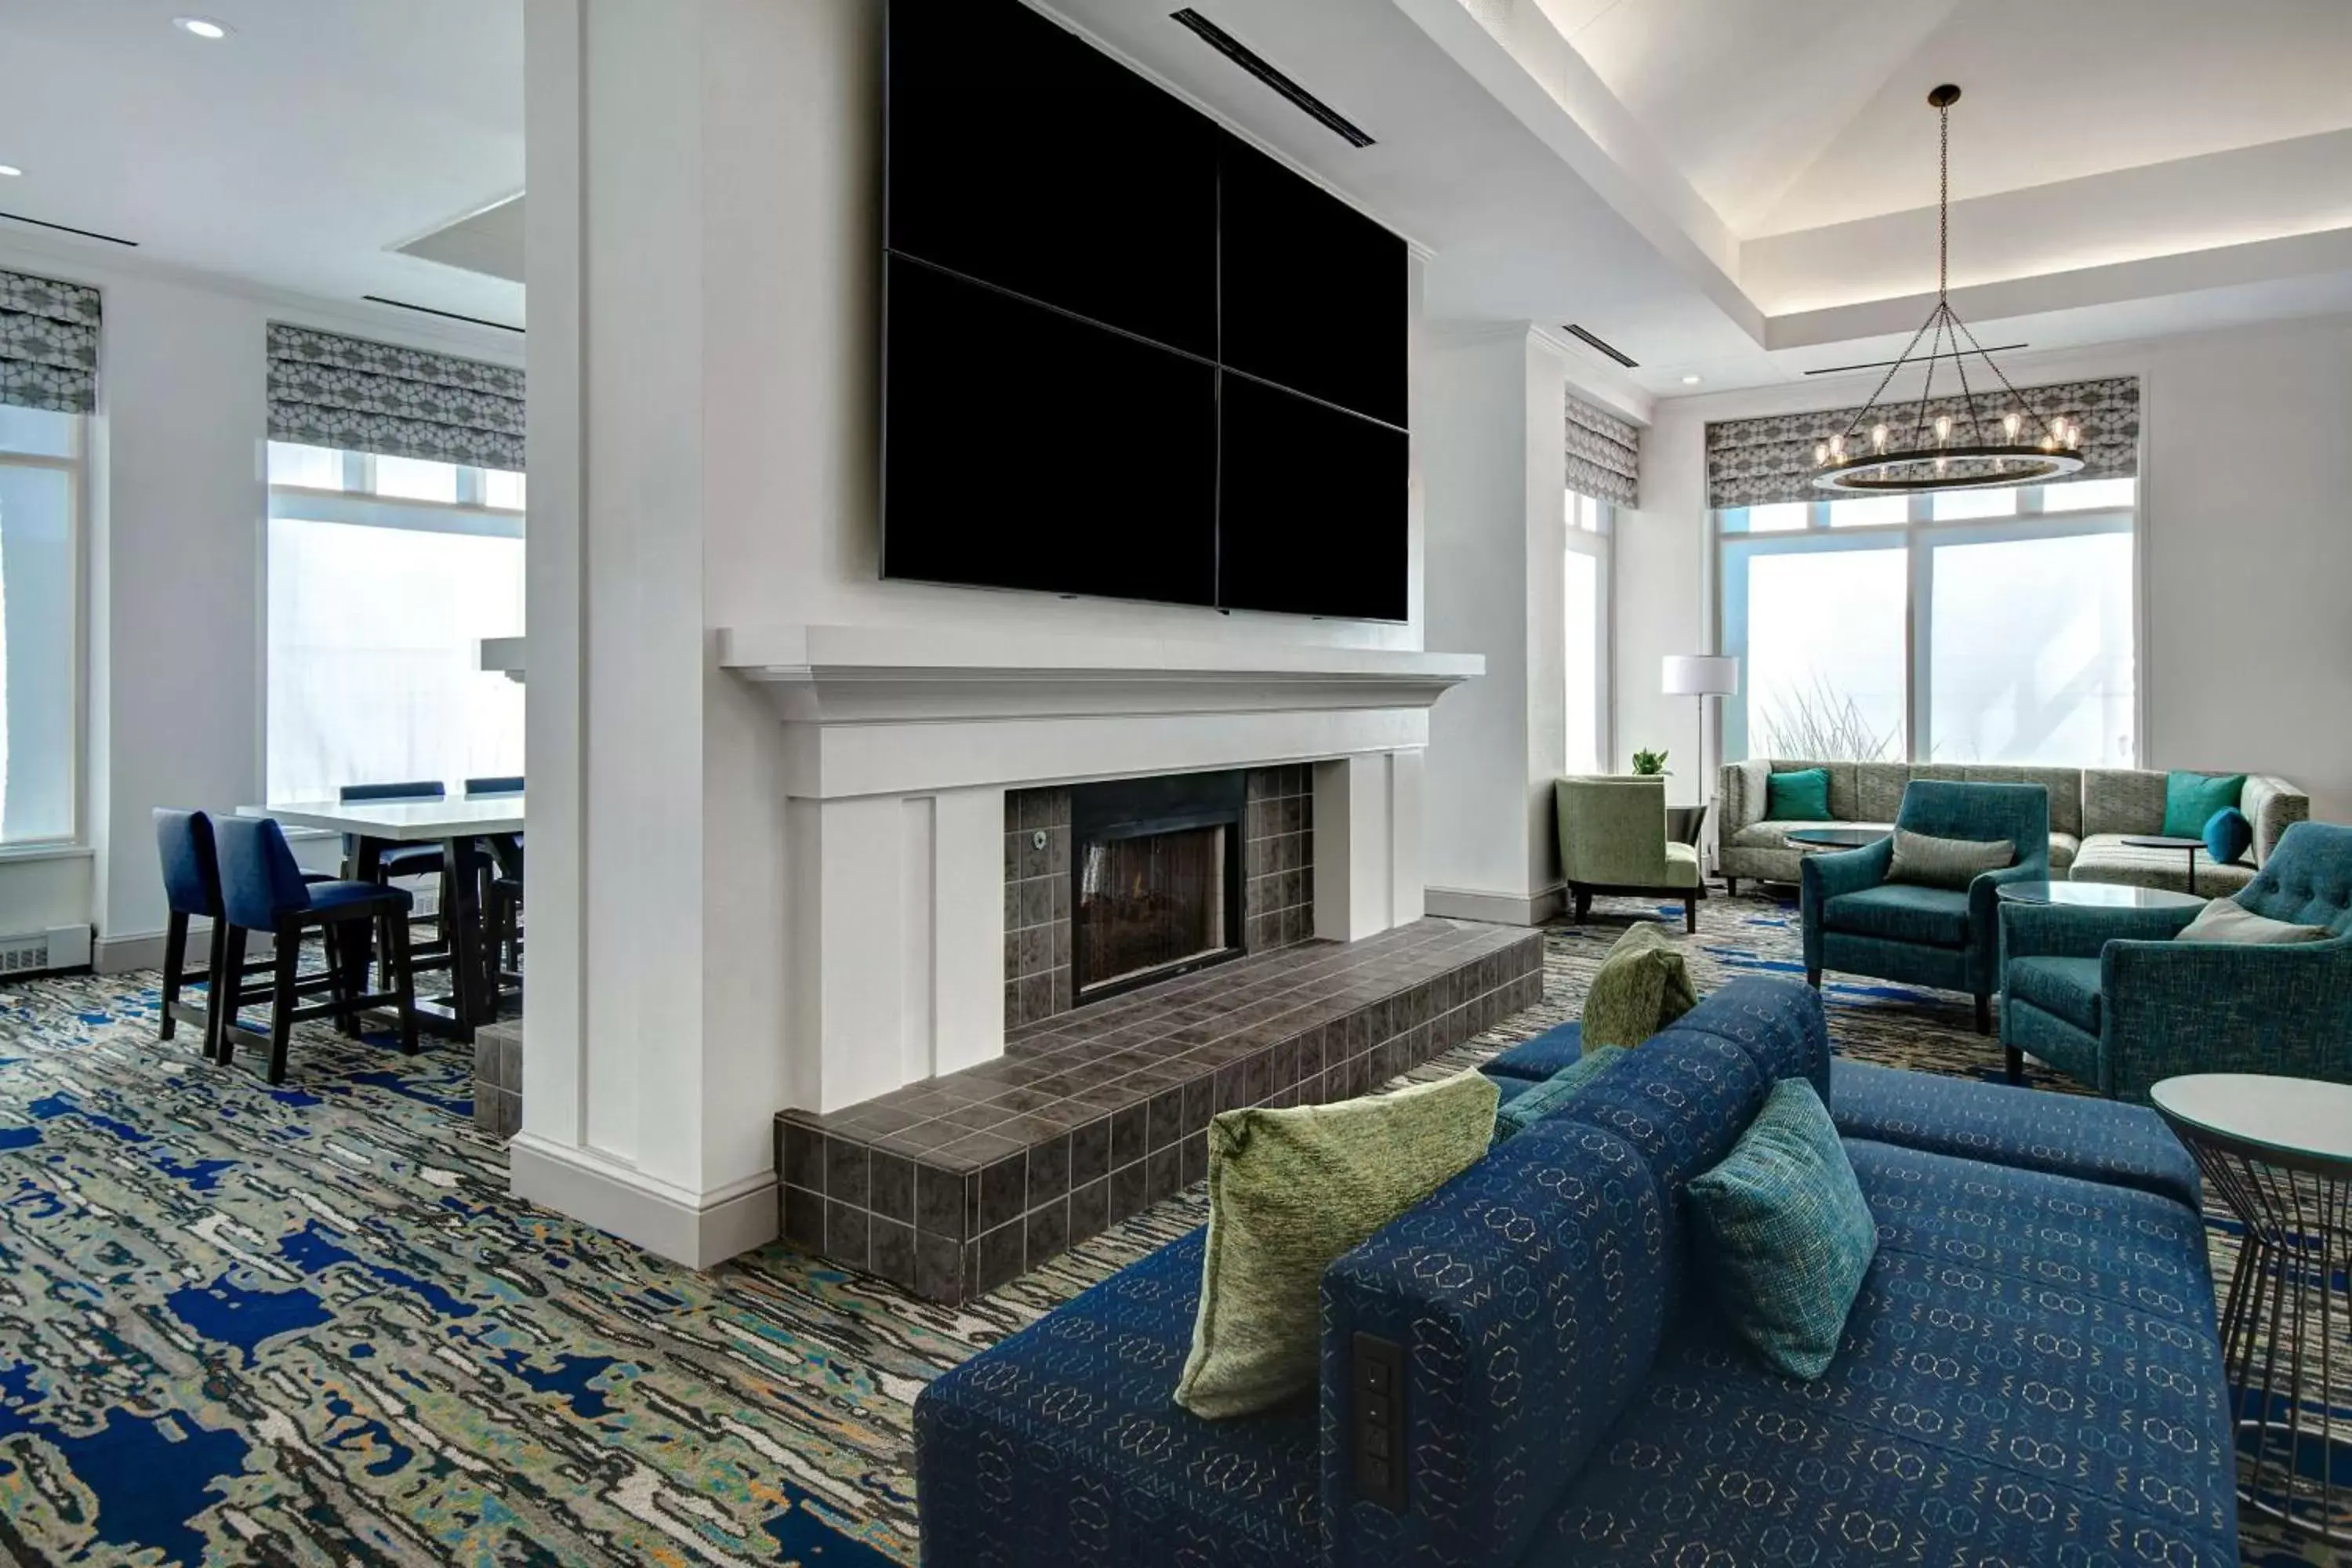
[2122,833,2209,894]
[1784,826,1888,851]
[1994,880,2205,910]
[2151,1073,2352,1544]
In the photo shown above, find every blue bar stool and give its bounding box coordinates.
[466,776,524,983]
[155,808,342,1060]
[214,815,419,1083]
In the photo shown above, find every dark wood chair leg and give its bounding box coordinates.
[1571,888,1592,924]
[267,924,303,1085]
[158,911,188,1041]
[333,916,371,1037]
[203,920,229,1061]
[2005,1044,2024,1084]
[386,909,419,1057]
[1806,966,1821,988]
[1724,877,1739,898]
[1683,895,1698,935]
[1974,993,1992,1036]
[213,925,249,1066]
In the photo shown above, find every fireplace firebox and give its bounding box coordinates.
[1070,771,1246,1000]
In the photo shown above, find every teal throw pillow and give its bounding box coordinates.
[1687,1079,1878,1381]
[2163,771,2245,837]
[1764,768,1831,822]
[1494,1046,1626,1140]
[2202,806,2253,866]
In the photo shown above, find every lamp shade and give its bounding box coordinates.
[1661,654,1740,697]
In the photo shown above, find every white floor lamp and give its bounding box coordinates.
[1661,655,1740,867]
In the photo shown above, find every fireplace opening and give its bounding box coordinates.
[1071,771,1245,1000]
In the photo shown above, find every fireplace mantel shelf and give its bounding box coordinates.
[717,624,1483,727]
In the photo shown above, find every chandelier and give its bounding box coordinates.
[1812,85,2085,492]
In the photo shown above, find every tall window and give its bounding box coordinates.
[1565,489,1613,775]
[0,406,80,844]
[266,443,524,801]
[1718,480,2136,766]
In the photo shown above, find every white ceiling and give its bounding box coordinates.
[5,0,2346,405]
[0,0,523,328]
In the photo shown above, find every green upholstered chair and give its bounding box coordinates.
[1801,779,2049,1035]
[1557,775,1702,932]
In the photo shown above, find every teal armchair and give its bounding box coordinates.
[1801,779,2050,1034]
[1556,775,1701,932]
[2002,820,2352,1101]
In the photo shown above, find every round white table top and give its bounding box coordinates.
[2151,1073,2352,1167]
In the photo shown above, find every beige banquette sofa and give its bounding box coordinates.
[1717,760,2308,895]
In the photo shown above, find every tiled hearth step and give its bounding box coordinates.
[775,918,1544,1305]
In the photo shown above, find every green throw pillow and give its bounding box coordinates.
[1687,1079,1878,1381]
[1886,828,2015,890]
[1494,1046,1627,1140]
[1764,768,1831,822]
[1581,924,1698,1048]
[2163,771,2246,837]
[1174,1070,1498,1418]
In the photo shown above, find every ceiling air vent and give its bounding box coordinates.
[1563,325,1637,368]
[0,210,136,247]
[1170,10,1376,148]
[364,296,524,335]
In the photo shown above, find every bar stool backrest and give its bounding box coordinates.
[340,780,445,804]
[155,808,223,919]
[215,815,315,931]
[465,776,524,797]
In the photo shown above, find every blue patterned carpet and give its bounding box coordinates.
[0,892,2342,1566]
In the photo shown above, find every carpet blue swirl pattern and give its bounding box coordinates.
[0,888,2342,1566]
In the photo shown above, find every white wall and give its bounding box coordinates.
[1619,314,2352,822]
[516,0,1438,1266]
[0,231,521,967]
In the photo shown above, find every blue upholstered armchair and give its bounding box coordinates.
[2002,820,2352,1102]
[1801,780,2051,1035]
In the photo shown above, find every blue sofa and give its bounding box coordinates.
[1802,779,2050,1034]
[913,978,2233,1567]
[2002,818,2352,1102]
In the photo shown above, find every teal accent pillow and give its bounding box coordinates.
[2203,805,2253,866]
[2164,771,2245,837]
[1494,1046,1626,1140]
[1764,767,1831,822]
[1687,1079,1878,1381]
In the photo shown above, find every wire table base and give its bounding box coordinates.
[2181,1138,2351,1545]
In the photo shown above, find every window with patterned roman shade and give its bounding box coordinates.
[1704,376,2139,510]
[0,268,100,414]
[1565,390,1639,507]
[266,323,524,472]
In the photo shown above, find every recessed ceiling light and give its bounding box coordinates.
[1680,374,1703,386]
[0,165,21,179]
[174,16,230,38]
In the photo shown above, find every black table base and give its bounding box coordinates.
[2183,1137,2351,1544]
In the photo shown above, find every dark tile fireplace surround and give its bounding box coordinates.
[776,914,1544,1305]
[1004,767,1317,1032]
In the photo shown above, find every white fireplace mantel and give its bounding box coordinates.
[717,624,1479,720]
[714,623,1484,1112]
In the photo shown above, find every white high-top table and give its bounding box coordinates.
[238,797,522,1037]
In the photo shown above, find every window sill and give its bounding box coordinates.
[0,842,94,864]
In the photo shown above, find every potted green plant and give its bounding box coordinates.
[1630,748,1669,777]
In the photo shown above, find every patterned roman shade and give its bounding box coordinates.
[1704,375,2139,510]
[1566,390,1639,507]
[267,323,524,471]
[0,267,100,415]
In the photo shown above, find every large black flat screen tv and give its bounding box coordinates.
[881,0,1408,620]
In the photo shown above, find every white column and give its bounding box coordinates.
[512,0,880,1268]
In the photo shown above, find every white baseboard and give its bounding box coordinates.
[95,931,165,974]
[508,1134,779,1269]
[1423,882,1566,927]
